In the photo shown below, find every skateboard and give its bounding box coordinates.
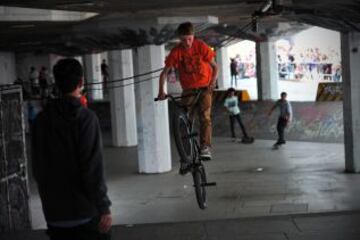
[272,142,285,150]
[241,136,255,144]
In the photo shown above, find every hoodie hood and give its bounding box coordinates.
[45,96,82,125]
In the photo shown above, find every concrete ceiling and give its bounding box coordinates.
[0,0,359,55]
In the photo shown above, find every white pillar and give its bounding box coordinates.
[108,49,138,147]
[256,41,278,100]
[216,47,230,90]
[135,44,172,173]
[342,32,360,173]
[83,54,103,100]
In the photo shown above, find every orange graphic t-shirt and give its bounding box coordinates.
[165,39,215,90]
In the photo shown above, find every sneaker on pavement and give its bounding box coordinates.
[200,146,212,160]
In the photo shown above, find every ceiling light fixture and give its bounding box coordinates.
[56,1,104,8]
[260,0,273,13]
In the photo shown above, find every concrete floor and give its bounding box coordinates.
[4,211,360,240]
[28,135,360,231]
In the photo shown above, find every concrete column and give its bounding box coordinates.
[108,49,137,147]
[342,32,360,173]
[216,47,230,90]
[0,52,16,85]
[256,41,278,100]
[135,44,172,173]
[83,54,103,100]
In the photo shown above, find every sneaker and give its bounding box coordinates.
[200,146,212,160]
[179,162,191,175]
[231,137,237,142]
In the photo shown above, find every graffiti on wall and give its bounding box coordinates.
[212,99,344,143]
[90,93,344,143]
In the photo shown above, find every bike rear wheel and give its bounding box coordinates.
[192,164,207,209]
[173,109,194,164]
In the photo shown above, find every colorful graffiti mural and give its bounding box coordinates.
[90,96,344,143]
[212,100,344,143]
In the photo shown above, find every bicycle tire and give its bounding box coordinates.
[173,109,194,164]
[192,165,207,209]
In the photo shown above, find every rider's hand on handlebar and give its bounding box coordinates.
[207,82,216,91]
[157,91,167,100]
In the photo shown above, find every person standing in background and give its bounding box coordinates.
[29,66,39,96]
[101,59,109,89]
[39,66,49,101]
[230,58,238,87]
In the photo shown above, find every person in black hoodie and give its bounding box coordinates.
[31,58,112,240]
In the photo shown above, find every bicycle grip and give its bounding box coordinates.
[204,182,217,187]
[154,95,168,101]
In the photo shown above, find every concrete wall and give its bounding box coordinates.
[16,53,51,83]
[15,53,66,85]
[90,100,344,143]
[212,101,344,143]
[0,52,16,85]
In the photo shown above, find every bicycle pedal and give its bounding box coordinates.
[179,168,189,175]
[179,163,191,175]
[200,156,212,161]
[202,182,216,187]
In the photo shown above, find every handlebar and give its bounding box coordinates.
[154,94,180,102]
[154,88,205,109]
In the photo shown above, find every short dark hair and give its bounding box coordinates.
[281,92,287,97]
[228,87,236,92]
[177,22,194,36]
[227,87,236,96]
[53,58,83,94]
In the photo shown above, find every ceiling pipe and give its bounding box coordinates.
[260,0,273,13]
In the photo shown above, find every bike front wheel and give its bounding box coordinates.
[173,109,194,164]
[192,164,207,209]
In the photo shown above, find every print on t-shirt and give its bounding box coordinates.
[180,54,202,75]
[227,101,236,108]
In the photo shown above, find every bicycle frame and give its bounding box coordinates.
[157,89,204,164]
[183,90,203,165]
[168,89,203,162]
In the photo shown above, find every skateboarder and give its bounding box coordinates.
[268,92,292,149]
